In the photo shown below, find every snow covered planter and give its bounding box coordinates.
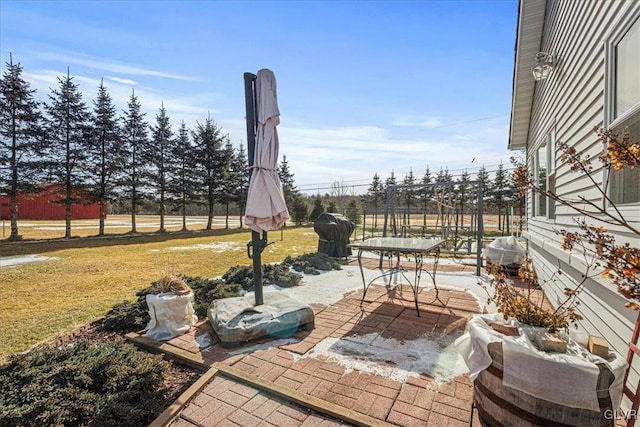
[144,275,198,341]
[482,236,525,274]
[456,314,626,427]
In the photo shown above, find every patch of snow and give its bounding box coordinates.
[426,271,496,313]
[243,266,365,307]
[163,242,242,252]
[0,255,58,267]
[195,333,215,348]
[293,333,469,384]
[237,258,497,382]
[244,263,492,311]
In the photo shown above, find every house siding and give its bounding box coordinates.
[522,0,640,403]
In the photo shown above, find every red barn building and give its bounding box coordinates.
[0,183,104,220]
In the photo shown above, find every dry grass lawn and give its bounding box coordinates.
[0,217,318,360]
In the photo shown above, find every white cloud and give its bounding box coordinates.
[275,120,513,192]
[24,69,228,130]
[35,52,200,82]
[23,70,60,88]
[108,76,137,85]
[393,117,442,128]
[21,67,512,197]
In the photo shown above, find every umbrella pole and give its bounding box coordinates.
[250,230,265,306]
[244,72,265,306]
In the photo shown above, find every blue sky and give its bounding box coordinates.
[1,0,519,194]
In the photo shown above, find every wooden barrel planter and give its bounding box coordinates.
[474,342,616,427]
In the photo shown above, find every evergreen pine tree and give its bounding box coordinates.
[277,155,297,209]
[121,89,148,233]
[509,157,526,234]
[491,162,509,231]
[234,142,250,228]
[476,165,491,203]
[434,168,454,233]
[420,166,433,227]
[45,68,90,239]
[145,103,174,232]
[435,167,453,184]
[365,173,384,229]
[457,169,471,227]
[192,115,225,230]
[402,169,416,225]
[290,193,308,225]
[0,54,45,241]
[345,197,362,225]
[215,139,236,229]
[87,79,124,236]
[384,170,397,220]
[385,170,397,187]
[170,121,197,231]
[309,194,325,221]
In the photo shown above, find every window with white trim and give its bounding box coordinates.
[608,15,640,205]
[533,133,555,218]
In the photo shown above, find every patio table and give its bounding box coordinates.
[348,237,446,316]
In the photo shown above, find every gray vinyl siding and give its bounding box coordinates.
[522,0,640,406]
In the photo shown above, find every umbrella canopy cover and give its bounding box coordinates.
[244,69,290,233]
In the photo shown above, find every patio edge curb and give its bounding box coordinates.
[149,367,218,427]
[213,362,396,427]
[126,332,396,427]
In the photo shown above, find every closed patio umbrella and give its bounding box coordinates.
[244,69,289,305]
[244,69,289,233]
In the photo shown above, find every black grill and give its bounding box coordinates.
[313,213,355,258]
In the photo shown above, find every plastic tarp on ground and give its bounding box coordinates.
[208,291,314,346]
[313,213,355,258]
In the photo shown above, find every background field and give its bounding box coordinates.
[0,213,514,360]
[0,214,241,241]
[0,217,318,359]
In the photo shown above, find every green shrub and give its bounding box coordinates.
[101,253,335,333]
[101,287,153,333]
[0,340,171,426]
[222,264,302,291]
[183,276,241,318]
[221,265,255,291]
[264,263,301,288]
[282,252,342,275]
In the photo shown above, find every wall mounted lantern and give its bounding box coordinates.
[532,52,556,81]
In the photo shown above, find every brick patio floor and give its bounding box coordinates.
[134,259,488,426]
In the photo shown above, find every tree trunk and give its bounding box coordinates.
[65,114,72,239]
[225,202,229,229]
[99,202,106,236]
[9,114,20,241]
[181,193,187,231]
[10,192,19,240]
[9,164,19,241]
[65,184,72,239]
[99,138,106,236]
[131,184,137,233]
[159,187,165,233]
[207,199,214,230]
[131,145,138,233]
